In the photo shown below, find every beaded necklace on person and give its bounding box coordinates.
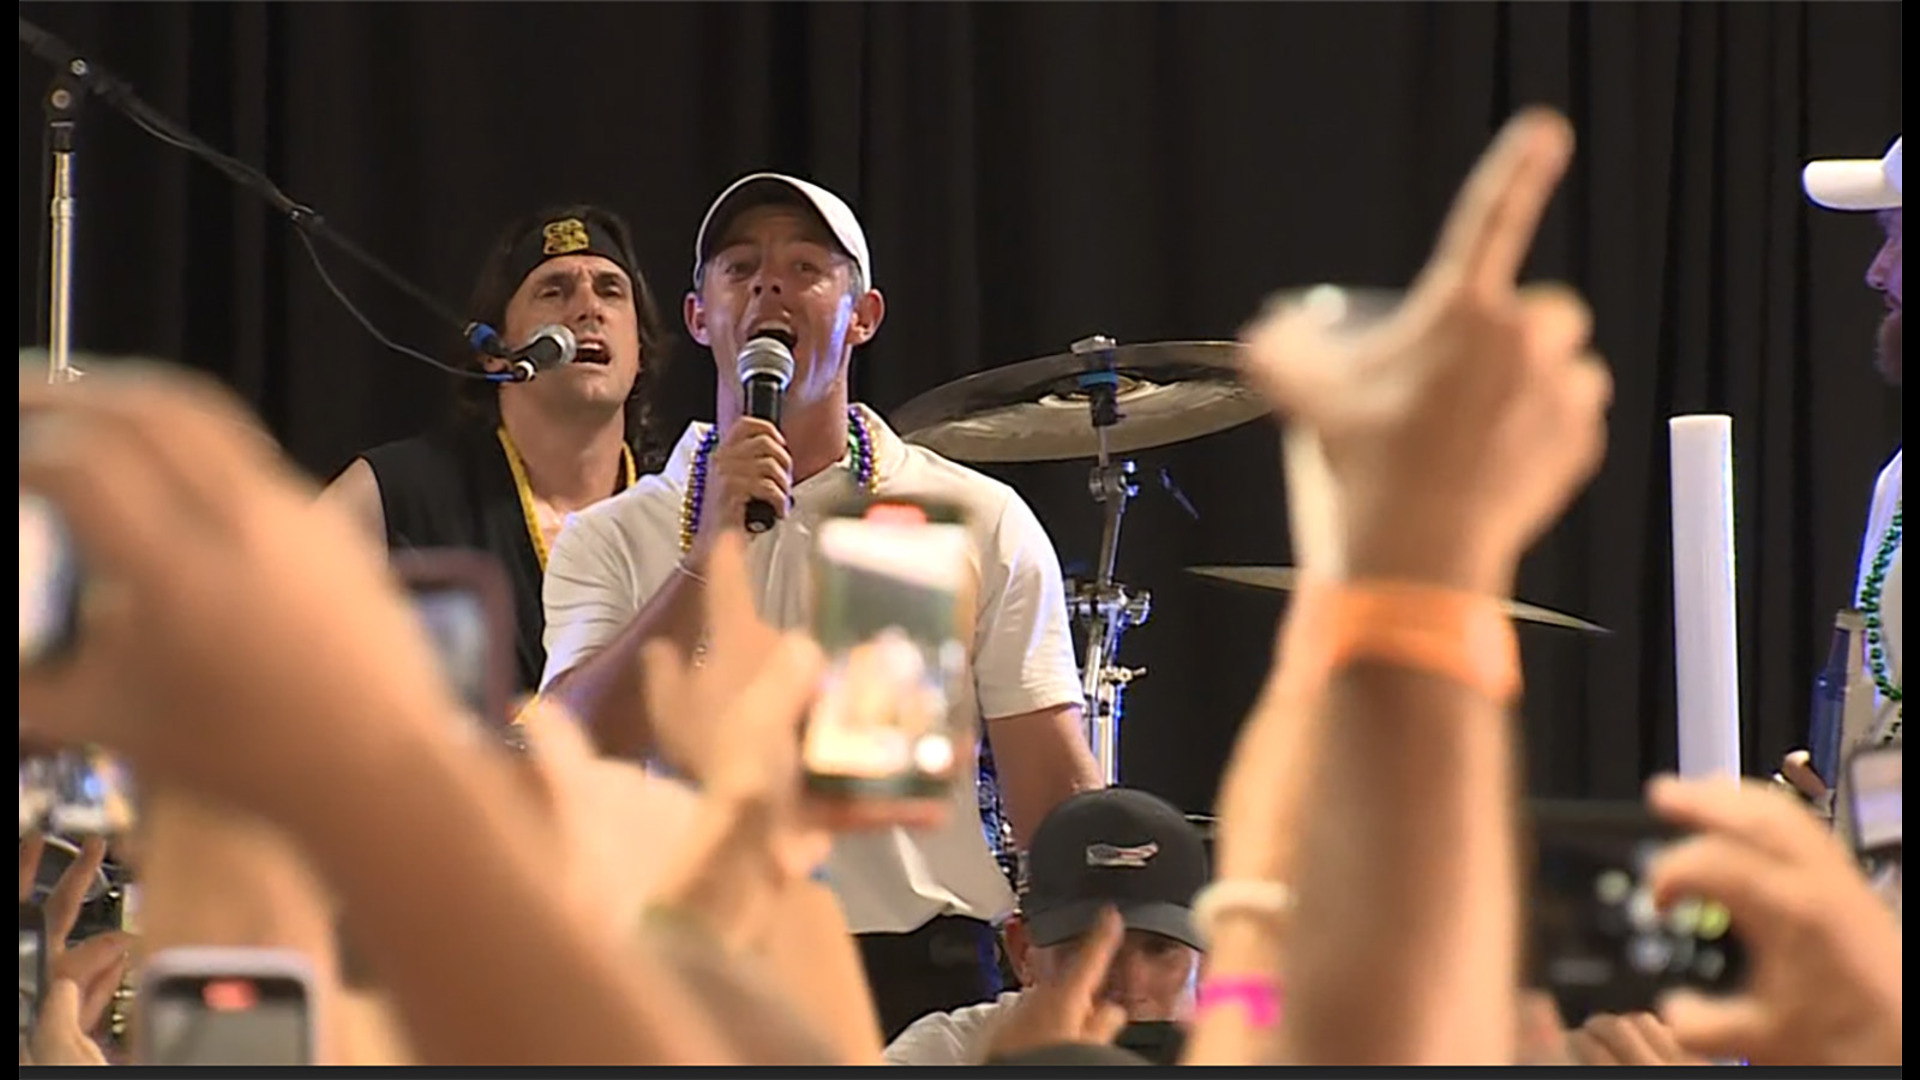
[1857,502,1903,743]
[497,426,638,571]
[677,405,879,553]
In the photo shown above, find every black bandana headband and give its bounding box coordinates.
[503,214,637,292]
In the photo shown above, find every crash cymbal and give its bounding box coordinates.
[891,340,1264,463]
[1185,565,1611,634]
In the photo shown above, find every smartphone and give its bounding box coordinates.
[137,947,318,1066]
[20,749,138,838]
[20,833,112,908]
[803,496,972,799]
[391,549,514,734]
[1846,742,1901,859]
[19,903,46,1040]
[19,492,83,668]
[1526,800,1747,1025]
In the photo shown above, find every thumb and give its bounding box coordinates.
[1516,991,1573,1064]
[39,977,83,1030]
[80,959,130,1033]
[1657,989,1766,1060]
[1085,1000,1129,1045]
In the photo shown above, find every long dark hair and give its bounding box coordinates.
[450,203,671,472]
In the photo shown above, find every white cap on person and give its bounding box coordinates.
[692,173,874,289]
[1803,136,1902,211]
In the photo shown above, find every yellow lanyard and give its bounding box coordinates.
[497,426,637,571]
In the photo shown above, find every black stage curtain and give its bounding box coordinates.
[16,2,1902,814]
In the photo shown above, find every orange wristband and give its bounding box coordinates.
[1283,576,1522,706]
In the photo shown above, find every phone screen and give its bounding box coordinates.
[803,499,971,799]
[142,973,312,1066]
[1527,801,1747,1024]
[19,492,82,668]
[392,550,514,734]
[19,904,46,1040]
[410,585,493,722]
[19,749,137,838]
[1848,744,1902,857]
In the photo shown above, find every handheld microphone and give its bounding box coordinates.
[737,334,796,533]
[504,324,578,383]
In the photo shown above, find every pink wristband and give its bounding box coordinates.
[1195,975,1284,1029]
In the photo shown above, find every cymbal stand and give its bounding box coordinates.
[43,62,88,385]
[1068,336,1153,785]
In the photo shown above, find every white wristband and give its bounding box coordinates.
[1192,880,1296,946]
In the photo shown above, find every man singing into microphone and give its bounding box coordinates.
[538,175,1102,1036]
[323,204,669,696]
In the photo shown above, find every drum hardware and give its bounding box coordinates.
[1184,565,1612,635]
[896,336,1261,785]
[891,339,1259,464]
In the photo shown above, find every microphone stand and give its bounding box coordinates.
[42,58,87,384]
[18,16,487,362]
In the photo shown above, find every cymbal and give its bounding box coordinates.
[891,341,1264,463]
[1185,565,1611,634]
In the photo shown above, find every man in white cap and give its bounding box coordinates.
[1782,137,1902,814]
[537,174,1101,1036]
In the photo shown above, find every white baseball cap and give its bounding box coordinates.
[1802,135,1902,212]
[692,173,874,289]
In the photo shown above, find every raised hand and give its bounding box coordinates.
[1239,108,1612,592]
[1646,776,1902,1066]
[985,908,1129,1062]
[17,364,468,824]
[31,835,134,1036]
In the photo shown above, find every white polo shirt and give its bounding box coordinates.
[539,404,1084,933]
[1854,449,1902,743]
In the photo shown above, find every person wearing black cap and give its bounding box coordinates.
[322,204,669,696]
[539,175,1100,1037]
[883,788,1209,1065]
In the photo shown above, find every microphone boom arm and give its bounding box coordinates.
[19,15,483,357]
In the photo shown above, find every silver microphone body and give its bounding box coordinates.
[737,335,796,533]
[506,324,579,382]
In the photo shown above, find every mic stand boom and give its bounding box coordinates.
[18,15,486,360]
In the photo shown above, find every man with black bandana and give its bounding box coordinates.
[323,204,670,697]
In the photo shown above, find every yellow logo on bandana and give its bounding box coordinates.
[542,218,591,256]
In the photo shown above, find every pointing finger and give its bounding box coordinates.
[1418,107,1575,303]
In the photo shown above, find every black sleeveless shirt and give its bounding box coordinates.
[360,421,554,696]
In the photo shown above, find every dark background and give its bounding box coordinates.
[17,2,1903,815]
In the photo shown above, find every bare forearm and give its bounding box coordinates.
[647,801,785,953]
[544,570,705,761]
[752,881,886,1065]
[138,790,340,962]
[1286,665,1519,1065]
[284,723,734,1066]
[1183,917,1294,1065]
[987,707,1103,845]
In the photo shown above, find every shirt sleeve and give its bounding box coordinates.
[971,490,1085,721]
[881,1012,972,1066]
[539,509,640,690]
[881,995,1018,1066]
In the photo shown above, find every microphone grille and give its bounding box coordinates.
[535,324,578,364]
[737,335,796,386]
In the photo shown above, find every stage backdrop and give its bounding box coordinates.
[16,1,1903,814]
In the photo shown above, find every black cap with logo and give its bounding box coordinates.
[1020,787,1210,951]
